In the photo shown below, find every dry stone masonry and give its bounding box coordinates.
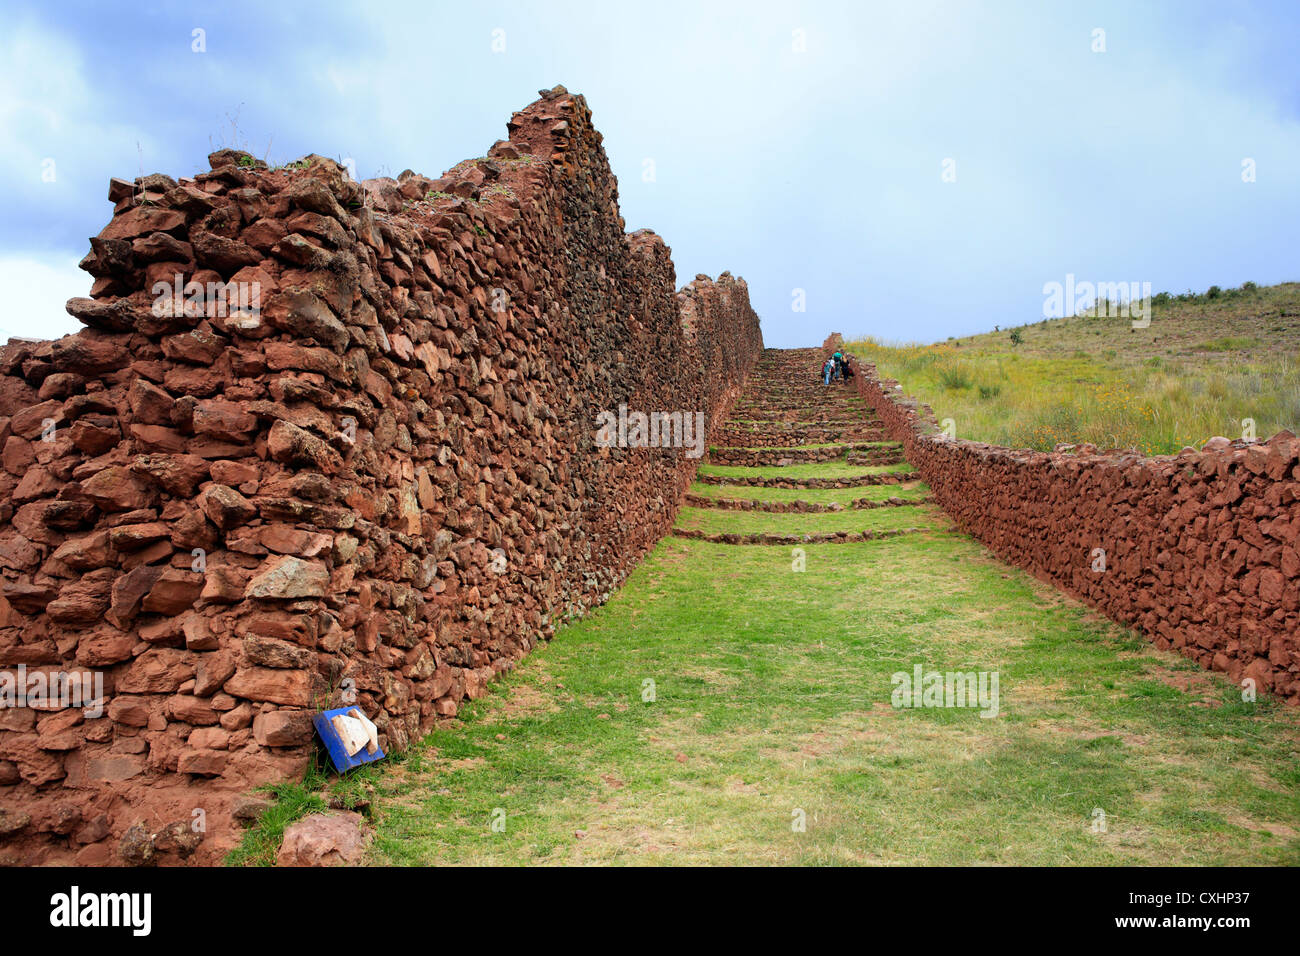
[826,334,1300,705]
[676,348,933,545]
[0,86,762,864]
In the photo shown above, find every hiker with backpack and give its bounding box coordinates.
[832,350,846,381]
[822,356,835,385]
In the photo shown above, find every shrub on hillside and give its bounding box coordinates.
[938,364,974,390]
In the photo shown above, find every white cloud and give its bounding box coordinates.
[0,19,93,188]
[0,253,87,342]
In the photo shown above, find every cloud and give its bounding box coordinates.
[0,16,162,250]
[0,252,87,342]
[2,0,1298,347]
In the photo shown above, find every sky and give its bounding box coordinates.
[2,0,1298,348]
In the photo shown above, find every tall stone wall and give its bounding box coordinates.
[824,334,1299,705]
[0,86,762,864]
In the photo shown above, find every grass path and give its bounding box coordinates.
[236,348,1300,865]
[673,504,947,535]
[364,530,1299,865]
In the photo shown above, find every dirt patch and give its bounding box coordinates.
[726,777,761,795]
[652,542,694,570]
[1028,711,1155,747]
[1222,812,1299,839]
[1151,667,1222,707]
[447,757,485,772]
[503,682,562,718]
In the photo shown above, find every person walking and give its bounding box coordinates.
[822,356,835,385]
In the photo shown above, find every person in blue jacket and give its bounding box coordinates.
[822,356,836,385]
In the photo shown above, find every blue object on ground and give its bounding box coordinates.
[313,707,386,773]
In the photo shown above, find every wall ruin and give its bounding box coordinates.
[0,86,762,864]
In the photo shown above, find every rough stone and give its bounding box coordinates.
[275,811,369,866]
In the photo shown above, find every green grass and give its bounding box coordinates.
[1195,336,1257,352]
[845,281,1300,454]
[351,532,1299,865]
[232,347,1300,867]
[674,504,948,535]
[225,755,380,866]
[688,481,930,505]
[699,461,916,481]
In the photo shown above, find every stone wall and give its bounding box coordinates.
[824,334,1300,705]
[0,86,762,864]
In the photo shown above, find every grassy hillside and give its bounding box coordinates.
[846,282,1300,455]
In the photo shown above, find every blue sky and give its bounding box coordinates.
[2,0,1298,347]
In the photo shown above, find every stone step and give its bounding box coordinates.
[734,391,862,400]
[728,410,869,423]
[684,493,933,512]
[845,452,906,467]
[712,429,889,447]
[670,526,935,545]
[722,418,885,429]
[709,346,918,482]
[706,444,902,467]
[696,472,914,489]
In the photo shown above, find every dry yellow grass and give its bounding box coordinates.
[846,282,1300,454]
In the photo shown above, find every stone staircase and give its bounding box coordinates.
[673,347,946,544]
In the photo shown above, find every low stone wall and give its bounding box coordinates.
[823,333,1300,704]
[0,86,763,865]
